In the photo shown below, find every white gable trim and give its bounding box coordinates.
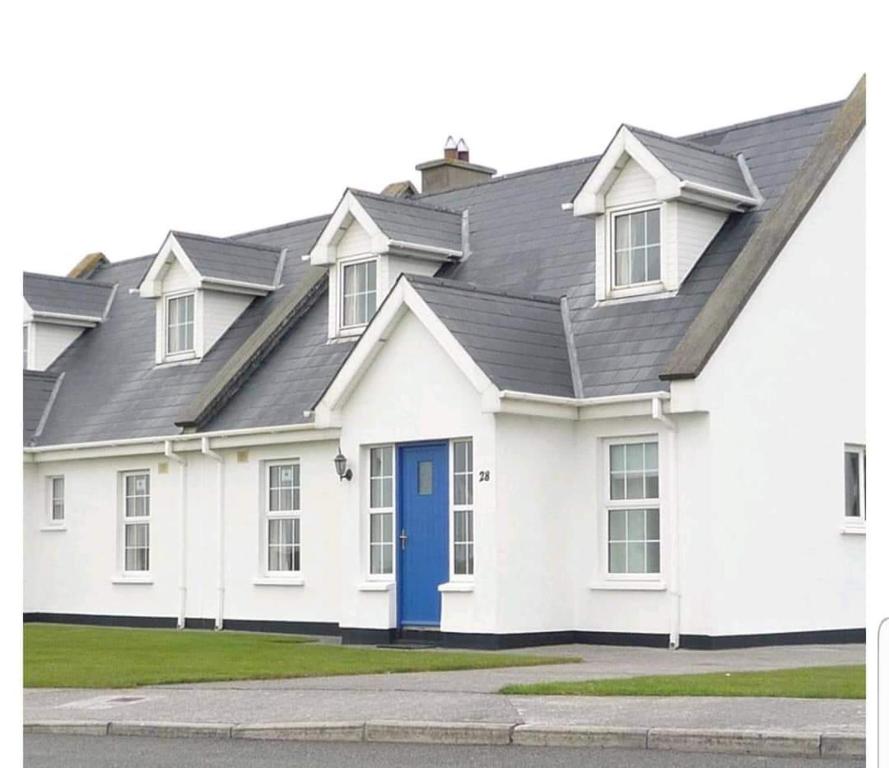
[573,127,681,216]
[312,277,498,427]
[139,233,203,298]
[308,192,390,266]
[573,126,761,216]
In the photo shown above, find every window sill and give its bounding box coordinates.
[357,581,394,592]
[840,524,866,536]
[588,580,667,592]
[39,525,67,532]
[154,357,201,369]
[253,576,305,587]
[438,581,475,593]
[112,576,154,585]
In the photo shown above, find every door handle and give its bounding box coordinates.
[399,529,408,551]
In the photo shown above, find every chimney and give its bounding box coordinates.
[415,136,496,194]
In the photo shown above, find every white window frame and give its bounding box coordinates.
[264,459,301,576]
[338,255,380,335]
[47,475,65,526]
[601,435,662,581]
[844,444,866,525]
[120,470,151,575]
[606,203,665,298]
[450,438,474,580]
[367,444,396,579]
[164,290,197,361]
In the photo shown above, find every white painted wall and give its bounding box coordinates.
[605,158,656,207]
[337,310,498,633]
[672,131,866,637]
[30,322,84,370]
[202,290,252,355]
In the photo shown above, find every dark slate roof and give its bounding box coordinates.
[24,273,115,319]
[25,97,847,445]
[407,275,574,397]
[173,231,282,286]
[628,126,754,198]
[350,190,463,252]
[23,371,60,443]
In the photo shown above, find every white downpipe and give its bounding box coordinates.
[201,437,225,631]
[165,440,188,630]
[652,397,681,649]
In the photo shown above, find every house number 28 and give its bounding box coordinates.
[478,470,490,482]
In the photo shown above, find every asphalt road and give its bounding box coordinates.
[24,735,864,768]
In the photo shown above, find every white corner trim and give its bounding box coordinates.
[111,576,154,585]
[588,580,667,592]
[253,576,306,587]
[438,581,475,593]
[357,581,394,592]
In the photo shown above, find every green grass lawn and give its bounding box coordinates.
[501,665,865,699]
[24,624,575,688]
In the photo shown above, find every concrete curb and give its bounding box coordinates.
[24,720,866,759]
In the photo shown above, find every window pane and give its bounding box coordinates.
[646,209,660,243]
[455,544,468,575]
[646,542,661,573]
[626,444,644,471]
[609,542,627,574]
[644,442,658,470]
[630,211,646,248]
[366,261,377,291]
[845,451,861,517]
[627,508,646,540]
[610,474,625,500]
[418,461,433,495]
[381,543,393,574]
[645,474,659,499]
[630,249,646,284]
[608,509,626,542]
[615,251,630,286]
[646,508,660,540]
[615,215,629,249]
[627,541,645,572]
[610,444,625,471]
[646,246,661,281]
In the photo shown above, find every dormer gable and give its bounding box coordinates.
[307,189,467,339]
[23,272,116,370]
[138,231,285,364]
[571,125,763,302]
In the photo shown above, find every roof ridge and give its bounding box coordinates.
[229,213,331,240]
[348,187,463,216]
[171,230,282,253]
[23,271,116,289]
[680,100,843,142]
[406,274,560,305]
[93,253,155,268]
[625,124,739,159]
[416,155,599,200]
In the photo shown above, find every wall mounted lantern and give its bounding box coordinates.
[333,446,352,481]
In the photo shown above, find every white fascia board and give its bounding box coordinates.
[313,278,497,426]
[199,277,275,295]
[139,232,203,298]
[573,126,680,217]
[387,241,463,261]
[677,180,762,211]
[29,311,101,327]
[492,389,671,420]
[24,424,342,462]
[308,191,389,266]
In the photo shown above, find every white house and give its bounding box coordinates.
[22,78,866,650]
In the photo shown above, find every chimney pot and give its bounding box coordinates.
[456,138,469,162]
[444,135,458,160]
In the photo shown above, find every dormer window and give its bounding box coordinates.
[571,125,762,303]
[341,258,378,330]
[165,292,195,359]
[308,189,467,342]
[613,207,661,289]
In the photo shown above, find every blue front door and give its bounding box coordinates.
[398,442,449,627]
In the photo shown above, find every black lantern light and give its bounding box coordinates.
[333,446,352,481]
